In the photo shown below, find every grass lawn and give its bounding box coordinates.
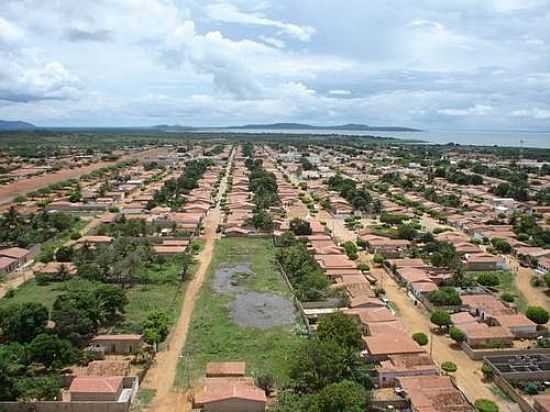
[1,254,199,335]
[175,237,303,388]
[466,270,528,312]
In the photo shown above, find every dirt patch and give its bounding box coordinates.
[231,292,296,329]
[213,264,296,329]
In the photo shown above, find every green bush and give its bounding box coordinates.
[500,292,514,303]
[412,332,428,346]
[474,399,498,412]
[441,361,457,373]
[476,272,500,287]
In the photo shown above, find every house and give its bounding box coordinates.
[463,253,505,271]
[538,256,550,273]
[461,294,515,319]
[397,375,474,412]
[360,234,410,258]
[77,235,114,246]
[67,376,124,401]
[0,247,32,266]
[0,256,17,275]
[492,314,538,338]
[362,334,425,362]
[460,323,514,348]
[377,354,438,388]
[152,245,187,256]
[90,334,144,355]
[194,372,266,412]
[206,362,246,378]
[33,262,77,278]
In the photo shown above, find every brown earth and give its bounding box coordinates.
[0,147,165,205]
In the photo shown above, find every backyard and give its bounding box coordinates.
[175,237,304,388]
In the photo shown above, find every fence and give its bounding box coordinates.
[461,343,550,361]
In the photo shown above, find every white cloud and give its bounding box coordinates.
[329,89,351,96]
[205,2,315,41]
[0,16,23,47]
[258,35,285,48]
[511,107,550,119]
[438,104,494,116]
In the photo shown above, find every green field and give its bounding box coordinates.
[175,237,303,388]
[1,255,197,334]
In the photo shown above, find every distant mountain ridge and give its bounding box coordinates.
[225,122,421,132]
[0,120,36,130]
[151,124,194,132]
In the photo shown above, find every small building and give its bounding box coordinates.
[0,246,31,266]
[362,334,425,362]
[206,362,246,378]
[0,256,17,275]
[68,376,124,402]
[90,334,144,355]
[491,314,538,338]
[377,354,438,388]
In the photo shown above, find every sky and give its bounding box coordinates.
[0,0,549,129]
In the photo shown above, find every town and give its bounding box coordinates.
[0,134,549,412]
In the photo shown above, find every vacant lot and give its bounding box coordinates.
[0,256,192,335]
[175,237,303,388]
[466,270,528,312]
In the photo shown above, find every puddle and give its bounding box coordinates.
[213,264,296,329]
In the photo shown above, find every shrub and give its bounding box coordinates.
[481,363,494,380]
[430,310,451,330]
[373,254,384,266]
[412,332,428,346]
[256,374,275,396]
[526,306,549,325]
[449,326,465,344]
[476,272,500,287]
[441,361,457,373]
[500,292,515,303]
[474,399,498,412]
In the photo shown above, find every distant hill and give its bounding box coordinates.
[0,120,37,130]
[151,124,195,132]
[225,123,421,132]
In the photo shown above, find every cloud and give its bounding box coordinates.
[512,107,550,120]
[205,2,315,41]
[0,16,23,47]
[258,35,285,48]
[64,28,113,42]
[438,104,494,116]
[0,61,80,103]
[329,89,351,96]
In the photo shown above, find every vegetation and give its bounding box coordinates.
[412,332,428,346]
[525,306,549,325]
[474,399,499,412]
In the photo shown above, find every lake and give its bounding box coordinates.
[204,128,550,149]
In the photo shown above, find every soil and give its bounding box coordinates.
[0,147,165,205]
[230,292,296,329]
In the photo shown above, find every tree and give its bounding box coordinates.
[430,310,451,330]
[28,334,77,368]
[477,272,500,287]
[491,238,512,254]
[373,254,384,266]
[428,287,462,306]
[526,306,549,325]
[0,343,28,401]
[290,218,312,236]
[289,340,347,393]
[317,312,363,352]
[256,374,275,396]
[398,224,417,240]
[15,376,63,401]
[449,326,465,344]
[180,252,195,280]
[51,297,96,344]
[0,302,49,343]
[544,272,550,288]
[474,399,499,412]
[55,246,73,262]
[412,332,428,346]
[342,241,358,260]
[143,311,170,345]
[317,380,367,412]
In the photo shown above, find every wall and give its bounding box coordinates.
[0,402,129,412]
[494,375,536,412]
[461,344,550,361]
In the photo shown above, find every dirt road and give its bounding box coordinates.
[141,208,220,412]
[141,149,234,412]
[506,256,549,309]
[379,266,516,411]
[0,147,165,205]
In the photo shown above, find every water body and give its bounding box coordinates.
[203,128,550,149]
